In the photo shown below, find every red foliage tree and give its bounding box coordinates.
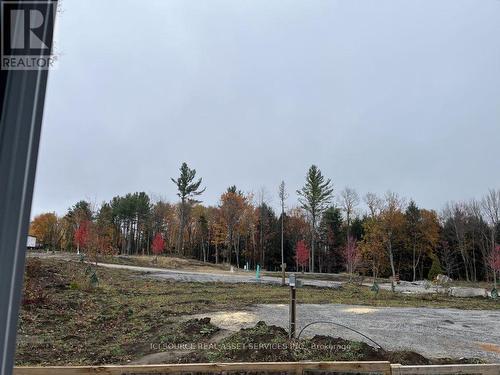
[295,240,310,272]
[74,220,90,254]
[152,232,165,261]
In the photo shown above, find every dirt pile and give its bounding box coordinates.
[181,321,481,365]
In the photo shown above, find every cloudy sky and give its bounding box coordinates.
[32,0,500,217]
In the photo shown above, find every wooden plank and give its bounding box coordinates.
[393,364,500,375]
[15,362,500,375]
[13,361,392,375]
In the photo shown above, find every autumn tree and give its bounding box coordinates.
[30,212,61,250]
[380,192,405,284]
[211,219,227,264]
[95,202,118,253]
[74,220,90,254]
[171,162,205,255]
[152,232,165,262]
[238,196,258,268]
[297,165,333,272]
[418,209,440,276]
[219,186,246,266]
[286,208,310,271]
[296,240,310,273]
[151,200,177,252]
[403,201,440,280]
[360,217,387,282]
[75,218,115,270]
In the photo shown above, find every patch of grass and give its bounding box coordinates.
[15,257,499,366]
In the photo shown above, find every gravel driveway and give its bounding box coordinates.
[193,304,500,362]
[95,262,343,288]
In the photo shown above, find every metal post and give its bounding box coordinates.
[288,274,297,339]
[289,285,296,339]
[0,2,56,375]
[281,263,286,286]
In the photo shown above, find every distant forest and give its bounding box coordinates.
[30,163,500,283]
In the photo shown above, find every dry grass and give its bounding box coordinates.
[103,254,233,273]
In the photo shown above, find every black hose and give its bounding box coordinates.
[296,321,385,351]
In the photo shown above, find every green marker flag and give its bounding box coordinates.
[491,288,498,300]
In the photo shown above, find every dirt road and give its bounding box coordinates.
[29,252,490,296]
[95,262,343,288]
[193,304,500,362]
[28,252,341,288]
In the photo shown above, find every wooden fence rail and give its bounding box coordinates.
[392,364,499,375]
[13,362,500,375]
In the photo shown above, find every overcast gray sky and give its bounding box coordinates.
[32,0,500,217]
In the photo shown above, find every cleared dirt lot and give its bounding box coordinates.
[194,304,500,363]
[97,262,343,288]
[29,253,492,297]
[18,256,500,365]
[28,253,342,288]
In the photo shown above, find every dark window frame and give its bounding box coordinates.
[0,1,56,374]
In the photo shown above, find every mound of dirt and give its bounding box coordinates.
[180,321,438,365]
[180,318,219,337]
[179,321,481,365]
[386,350,430,365]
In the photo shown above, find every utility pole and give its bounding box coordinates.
[279,181,288,286]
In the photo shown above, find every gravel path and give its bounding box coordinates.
[95,262,343,288]
[29,253,489,296]
[193,304,500,362]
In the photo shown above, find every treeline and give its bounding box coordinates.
[30,163,500,283]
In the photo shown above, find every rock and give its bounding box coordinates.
[436,274,453,284]
[448,287,487,298]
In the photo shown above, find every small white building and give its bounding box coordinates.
[27,235,37,249]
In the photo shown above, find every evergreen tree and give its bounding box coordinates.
[297,165,333,272]
[428,255,443,280]
[171,162,205,254]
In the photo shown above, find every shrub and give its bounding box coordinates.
[427,255,443,280]
[25,258,42,278]
[22,258,48,307]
